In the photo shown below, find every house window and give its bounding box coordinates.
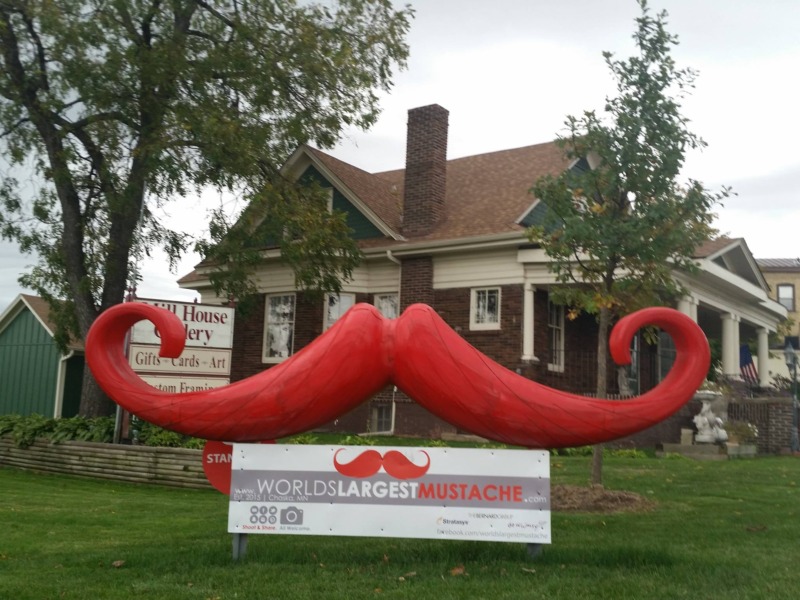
[263,294,295,363]
[470,287,501,330]
[548,300,565,372]
[370,403,394,433]
[658,330,676,383]
[624,335,640,396]
[324,293,356,330]
[375,293,399,319]
[777,284,795,311]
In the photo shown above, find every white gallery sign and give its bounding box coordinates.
[227,445,551,544]
[130,299,235,349]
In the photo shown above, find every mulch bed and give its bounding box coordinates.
[551,484,655,513]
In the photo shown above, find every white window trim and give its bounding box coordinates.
[262,293,296,364]
[547,300,565,372]
[470,287,501,331]
[777,283,795,311]
[323,292,356,330]
[370,402,395,434]
[326,187,334,212]
[374,292,399,319]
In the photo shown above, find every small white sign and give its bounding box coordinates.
[130,299,235,349]
[138,375,230,394]
[227,445,551,544]
[128,344,231,376]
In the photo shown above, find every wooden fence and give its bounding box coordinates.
[0,436,212,490]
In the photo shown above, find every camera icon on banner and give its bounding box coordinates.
[280,506,304,525]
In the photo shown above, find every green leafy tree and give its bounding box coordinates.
[0,0,412,417]
[529,0,727,484]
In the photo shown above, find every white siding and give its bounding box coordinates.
[433,248,524,289]
[252,263,296,294]
[368,261,401,293]
[235,259,400,296]
[343,264,370,293]
[197,290,230,304]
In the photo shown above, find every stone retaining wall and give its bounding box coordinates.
[0,436,212,490]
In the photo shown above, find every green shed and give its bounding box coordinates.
[0,294,84,417]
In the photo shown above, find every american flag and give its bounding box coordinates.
[740,345,758,383]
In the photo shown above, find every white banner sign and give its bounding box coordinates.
[227,445,551,544]
[130,299,235,349]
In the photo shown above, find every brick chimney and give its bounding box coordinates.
[402,104,449,236]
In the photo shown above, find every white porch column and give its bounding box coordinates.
[677,295,698,322]
[522,282,537,361]
[757,327,770,388]
[721,313,741,378]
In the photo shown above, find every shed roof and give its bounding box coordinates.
[0,294,84,352]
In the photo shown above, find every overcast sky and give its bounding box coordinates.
[3,0,800,310]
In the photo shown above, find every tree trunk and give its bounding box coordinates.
[78,369,116,417]
[591,305,611,486]
[75,294,117,417]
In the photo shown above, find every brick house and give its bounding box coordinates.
[756,259,800,339]
[753,258,800,382]
[179,104,787,443]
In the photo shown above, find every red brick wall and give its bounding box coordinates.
[230,295,266,382]
[400,256,434,309]
[230,291,369,382]
[315,388,459,439]
[433,285,524,366]
[610,398,697,449]
[729,399,795,454]
[402,104,448,236]
[614,397,796,452]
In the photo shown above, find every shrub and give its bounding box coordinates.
[608,448,648,459]
[551,446,593,457]
[49,416,115,444]
[0,414,198,449]
[0,414,56,448]
[285,433,320,445]
[724,420,758,444]
[131,418,205,448]
[339,434,377,446]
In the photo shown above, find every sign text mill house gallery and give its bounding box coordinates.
[129,299,235,393]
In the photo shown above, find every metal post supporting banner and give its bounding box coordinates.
[232,533,248,561]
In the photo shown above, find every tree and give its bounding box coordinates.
[528,0,727,484]
[0,0,412,417]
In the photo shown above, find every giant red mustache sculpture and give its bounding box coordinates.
[85,302,709,448]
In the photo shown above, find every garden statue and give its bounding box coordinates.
[85,303,710,448]
[693,400,728,443]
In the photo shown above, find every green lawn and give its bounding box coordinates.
[1,456,798,600]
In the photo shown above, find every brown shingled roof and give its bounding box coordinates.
[178,142,568,283]
[693,236,740,259]
[310,141,569,243]
[19,294,85,351]
[306,146,403,234]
